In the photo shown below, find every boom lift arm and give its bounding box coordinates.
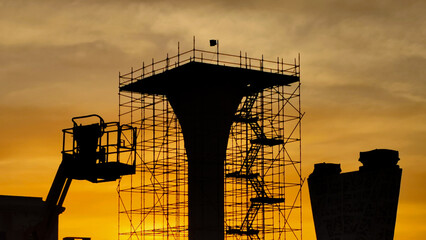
[33,115,136,240]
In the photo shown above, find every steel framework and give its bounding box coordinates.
[117,39,302,240]
[118,93,187,240]
[225,83,302,240]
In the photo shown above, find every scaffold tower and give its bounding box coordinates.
[117,39,302,240]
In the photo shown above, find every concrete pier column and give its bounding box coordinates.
[168,82,243,240]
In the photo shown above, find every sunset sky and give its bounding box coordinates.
[1,0,425,239]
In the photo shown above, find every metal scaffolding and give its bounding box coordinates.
[118,93,188,239]
[117,40,302,240]
[225,82,302,240]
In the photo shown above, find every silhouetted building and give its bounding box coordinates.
[308,149,402,240]
[0,195,58,240]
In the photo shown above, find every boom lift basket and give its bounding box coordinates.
[34,115,137,240]
[61,114,136,183]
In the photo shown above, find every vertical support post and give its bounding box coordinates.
[152,94,156,236]
[217,40,219,65]
[193,36,195,60]
[178,42,180,66]
[166,53,169,71]
[118,180,120,240]
[142,62,145,78]
[118,71,121,130]
[298,76,303,240]
[116,124,122,163]
[152,58,155,75]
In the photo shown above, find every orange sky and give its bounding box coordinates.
[1,0,425,239]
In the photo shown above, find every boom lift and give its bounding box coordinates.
[33,115,136,240]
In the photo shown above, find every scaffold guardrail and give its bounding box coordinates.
[119,46,300,87]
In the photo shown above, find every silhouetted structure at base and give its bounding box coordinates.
[0,195,58,240]
[308,149,402,240]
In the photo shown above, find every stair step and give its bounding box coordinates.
[226,171,259,179]
[250,138,284,146]
[250,197,285,204]
[226,228,259,236]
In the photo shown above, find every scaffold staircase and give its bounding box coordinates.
[226,91,284,239]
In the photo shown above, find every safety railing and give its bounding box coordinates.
[119,47,300,87]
